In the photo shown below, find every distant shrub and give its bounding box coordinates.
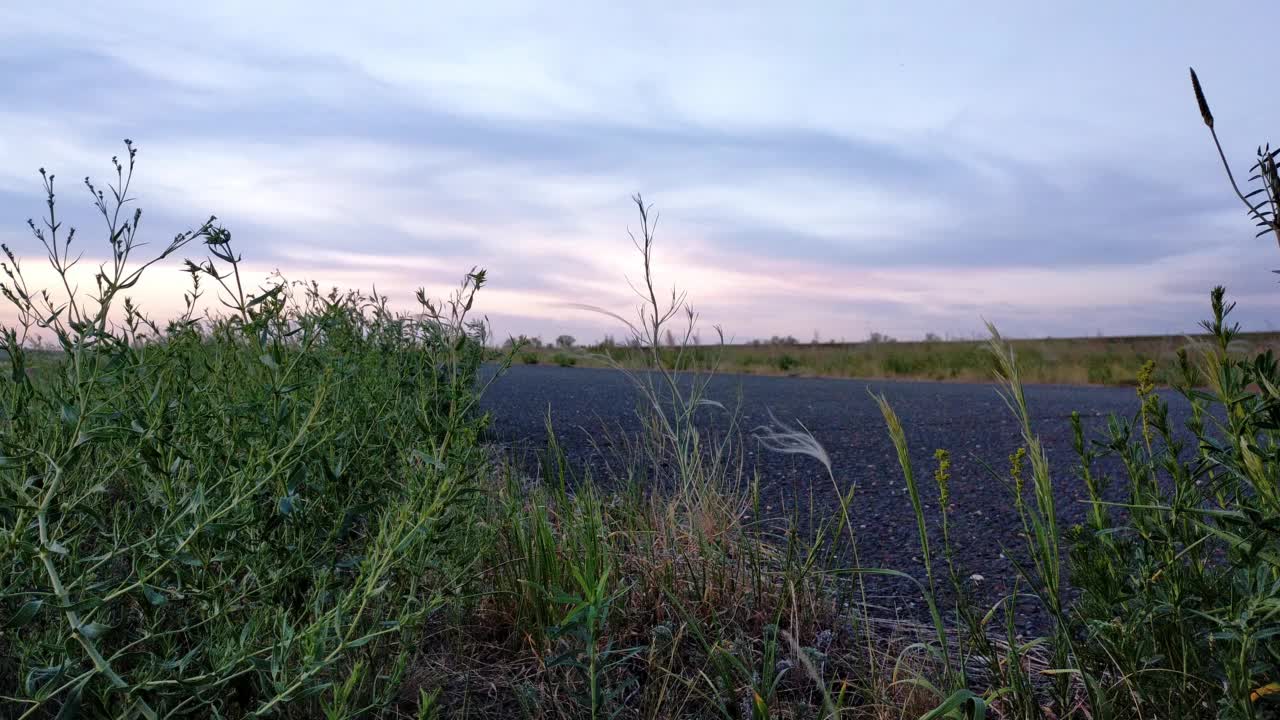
[1015,345,1047,375]
[520,351,540,364]
[776,353,800,372]
[881,352,922,376]
[553,352,576,367]
[944,344,990,378]
[1085,355,1113,384]
[507,334,544,349]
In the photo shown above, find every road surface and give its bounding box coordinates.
[479,364,1182,632]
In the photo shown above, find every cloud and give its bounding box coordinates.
[3,2,1280,343]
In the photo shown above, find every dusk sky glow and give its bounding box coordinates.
[4,3,1280,342]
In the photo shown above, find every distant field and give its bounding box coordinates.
[518,331,1280,385]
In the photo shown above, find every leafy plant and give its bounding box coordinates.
[0,144,506,718]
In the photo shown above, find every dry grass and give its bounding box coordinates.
[400,466,996,719]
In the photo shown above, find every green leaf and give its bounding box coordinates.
[411,450,447,472]
[346,634,379,649]
[546,654,587,672]
[920,689,986,720]
[54,679,84,720]
[26,664,67,696]
[6,599,42,629]
[295,681,333,699]
[142,585,167,607]
[248,284,285,307]
[50,596,101,614]
[78,622,113,640]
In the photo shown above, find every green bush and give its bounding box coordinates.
[880,352,920,376]
[0,148,499,718]
[520,352,540,364]
[1085,354,1114,384]
[1066,289,1280,716]
[776,354,799,372]
[552,352,576,367]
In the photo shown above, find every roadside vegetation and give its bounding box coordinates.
[517,331,1280,386]
[1,69,1279,719]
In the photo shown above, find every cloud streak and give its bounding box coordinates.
[3,2,1280,343]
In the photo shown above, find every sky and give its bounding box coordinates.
[2,2,1280,343]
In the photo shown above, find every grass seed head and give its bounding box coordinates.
[1010,446,1027,501]
[933,448,951,507]
[1190,67,1213,129]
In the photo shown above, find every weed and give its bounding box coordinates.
[0,145,508,717]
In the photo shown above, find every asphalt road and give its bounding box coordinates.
[479,364,1185,632]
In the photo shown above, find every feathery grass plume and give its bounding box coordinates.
[752,411,831,474]
[751,407,902,706]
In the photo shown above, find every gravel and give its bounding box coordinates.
[480,364,1189,633]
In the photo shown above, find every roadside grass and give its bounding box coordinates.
[522,332,1280,386]
[406,463,924,718]
[2,65,1280,719]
